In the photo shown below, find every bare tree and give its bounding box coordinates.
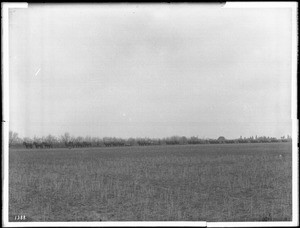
[61,132,71,143]
[9,131,20,146]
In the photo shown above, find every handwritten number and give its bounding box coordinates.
[14,215,26,220]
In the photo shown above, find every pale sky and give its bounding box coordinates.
[9,4,293,139]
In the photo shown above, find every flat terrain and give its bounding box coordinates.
[9,143,292,221]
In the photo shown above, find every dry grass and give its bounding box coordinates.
[9,143,292,221]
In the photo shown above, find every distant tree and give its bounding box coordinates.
[22,137,33,148]
[23,141,33,149]
[165,136,181,145]
[33,136,42,143]
[91,137,102,147]
[61,132,72,147]
[126,138,136,146]
[61,132,70,143]
[179,136,188,145]
[188,136,200,144]
[75,136,84,147]
[217,136,226,143]
[45,134,57,144]
[23,137,32,143]
[9,131,20,146]
[8,131,285,149]
[85,135,92,143]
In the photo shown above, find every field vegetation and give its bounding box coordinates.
[9,143,292,221]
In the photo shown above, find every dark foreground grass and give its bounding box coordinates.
[9,143,292,221]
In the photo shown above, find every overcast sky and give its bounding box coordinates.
[9,4,292,139]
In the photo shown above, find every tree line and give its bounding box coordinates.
[9,131,292,149]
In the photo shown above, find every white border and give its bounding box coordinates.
[291,1,299,227]
[224,1,297,8]
[2,3,29,228]
[5,222,207,227]
[2,2,298,227]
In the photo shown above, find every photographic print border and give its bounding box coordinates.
[2,2,298,227]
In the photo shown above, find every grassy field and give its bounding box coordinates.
[9,143,292,222]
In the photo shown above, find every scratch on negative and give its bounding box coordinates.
[34,68,41,77]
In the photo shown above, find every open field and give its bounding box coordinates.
[9,143,292,222]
